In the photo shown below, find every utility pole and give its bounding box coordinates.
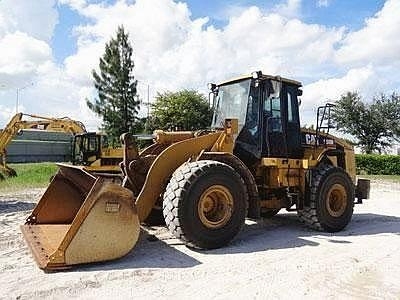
[145,84,150,132]
[137,81,152,133]
[16,83,34,113]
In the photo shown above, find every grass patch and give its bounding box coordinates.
[0,162,58,193]
[2,162,400,193]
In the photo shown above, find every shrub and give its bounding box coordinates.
[356,154,400,175]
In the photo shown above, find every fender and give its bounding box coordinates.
[316,148,345,167]
[135,131,222,221]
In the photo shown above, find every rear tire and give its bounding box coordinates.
[163,160,247,249]
[298,165,354,232]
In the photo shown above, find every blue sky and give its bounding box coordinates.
[185,0,386,28]
[0,0,399,132]
[52,4,80,63]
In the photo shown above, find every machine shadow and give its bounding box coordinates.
[75,211,399,272]
[76,230,201,272]
[0,201,36,214]
[195,211,400,255]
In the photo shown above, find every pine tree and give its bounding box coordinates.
[87,25,140,145]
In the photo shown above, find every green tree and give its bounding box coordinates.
[332,91,400,154]
[87,25,140,145]
[150,90,213,131]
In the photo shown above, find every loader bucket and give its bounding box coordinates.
[20,164,140,271]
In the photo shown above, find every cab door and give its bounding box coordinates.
[262,80,286,157]
[283,84,302,158]
[262,80,302,158]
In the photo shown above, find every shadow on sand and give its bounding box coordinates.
[74,211,399,272]
[0,201,36,214]
[205,212,400,255]
[73,231,202,273]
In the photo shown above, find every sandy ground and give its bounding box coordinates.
[0,180,399,300]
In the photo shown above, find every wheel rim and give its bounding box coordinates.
[198,185,234,229]
[326,184,347,217]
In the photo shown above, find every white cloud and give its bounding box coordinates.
[317,0,330,8]
[1,0,400,135]
[0,60,100,130]
[63,1,343,93]
[0,104,17,126]
[44,0,342,131]
[303,66,375,107]
[0,32,51,78]
[336,0,400,66]
[274,0,302,19]
[0,0,58,42]
[299,61,400,128]
[0,0,57,87]
[0,0,58,125]
[0,0,102,130]
[64,42,104,86]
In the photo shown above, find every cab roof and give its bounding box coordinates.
[218,73,302,87]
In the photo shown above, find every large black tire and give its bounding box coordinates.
[298,165,354,232]
[163,160,247,249]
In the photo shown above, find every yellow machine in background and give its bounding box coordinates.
[0,113,86,178]
[0,113,123,179]
[21,71,370,271]
[72,132,123,175]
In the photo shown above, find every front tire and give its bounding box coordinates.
[298,165,354,232]
[163,160,247,249]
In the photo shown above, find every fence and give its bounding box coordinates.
[6,130,73,163]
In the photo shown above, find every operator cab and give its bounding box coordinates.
[72,132,106,165]
[210,71,303,165]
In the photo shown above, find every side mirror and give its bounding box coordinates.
[252,71,262,79]
[207,83,218,108]
[209,89,218,108]
[252,71,262,87]
[208,83,217,91]
[297,89,303,96]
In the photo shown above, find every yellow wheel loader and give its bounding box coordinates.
[21,71,370,271]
